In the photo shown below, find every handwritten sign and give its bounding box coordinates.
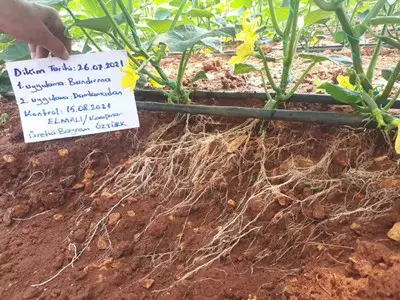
[6,50,139,143]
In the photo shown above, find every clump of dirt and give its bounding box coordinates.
[1,96,400,299]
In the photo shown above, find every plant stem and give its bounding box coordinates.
[64,6,102,51]
[97,0,138,53]
[280,0,299,90]
[267,0,283,37]
[335,5,372,92]
[257,46,279,93]
[259,71,274,103]
[115,0,142,48]
[384,88,400,111]
[377,61,400,104]
[284,62,316,100]
[366,5,394,82]
[170,0,188,31]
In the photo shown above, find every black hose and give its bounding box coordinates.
[137,101,374,127]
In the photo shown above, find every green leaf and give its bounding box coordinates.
[332,31,346,43]
[299,53,352,66]
[191,70,208,83]
[0,42,30,62]
[33,0,68,7]
[187,9,214,19]
[73,14,125,33]
[155,25,234,52]
[0,71,12,94]
[304,10,332,26]
[264,7,289,22]
[155,8,173,20]
[382,68,400,81]
[370,16,400,25]
[379,36,400,49]
[233,63,260,74]
[230,0,252,9]
[0,34,14,44]
[319,82,362,104]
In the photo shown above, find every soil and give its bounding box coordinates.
[1,43,400,299]
[159,48,400,95]
[2,90,400,300]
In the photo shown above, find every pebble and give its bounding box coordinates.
[11,204,29,218]
[3,154,16,163]
[108,212,121,226]
[380,178,400,188]
[97,236,108,250]
[142,279,155,289]
[2,208,12,226]
[127,210,136,217]
[58,148,69,157]
[73,228,87,243]
[388,222,400,242]
[227,199,237,208]
[53,214,64,221]
[312,204,326,220]
[84,169,96,180]
[60,175,76,188]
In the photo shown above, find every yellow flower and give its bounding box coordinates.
[396,125,400,154]
[121,61,139,91]
[337,75,355,90]
[149,78,162,89]
[228,11,258,65]
[314,78,325,94]
[311,36,319,46]
[201,48,214,55]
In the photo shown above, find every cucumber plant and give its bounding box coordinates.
[315,0,400,150]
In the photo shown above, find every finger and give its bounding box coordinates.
[35,23,69,60]
[46,12,72,55]
[35,45,50,59]
[29,44,37,59]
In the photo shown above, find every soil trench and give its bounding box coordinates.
[1,94,400,299]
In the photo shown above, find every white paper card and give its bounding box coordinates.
[6,50,139,143]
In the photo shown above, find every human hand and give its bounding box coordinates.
[0,0,71,59]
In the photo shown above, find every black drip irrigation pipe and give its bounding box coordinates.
[136,101,373,127]
[134,89,400,109]
[166,43,378,57]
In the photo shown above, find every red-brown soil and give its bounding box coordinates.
[2,92,400,300]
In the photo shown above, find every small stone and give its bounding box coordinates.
[58,148,69,157]
[30,158,41,167]
[72,183,85,190]
[112,241,133,258]
[60,175,76,188]
[84,181,94,194]
[168,215,175,221]
[84,169,96,180]
[11,205,29,218]
[387,222,400,242]
[73,228,86,243]
[127,210,136,217]
[142,279,155,289]
[53,214,63,221]
[312,204,326,220]
[350,222,362,231]
[108,212,121,226]
[2,208,12,226]
[277,196,290,206]
[101,191,113,199]
[3,154,16,163]
[380,178,400,188]
[227,199,237,207]
[97,236,108,250]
